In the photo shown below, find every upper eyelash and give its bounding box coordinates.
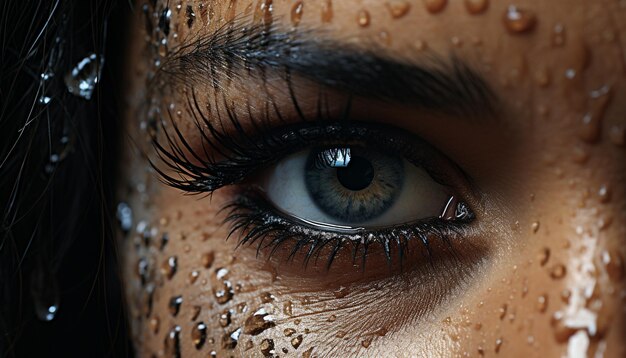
[222,191,474,269]
[150,90,453,195]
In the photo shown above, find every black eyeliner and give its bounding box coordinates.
[221,191,474,269]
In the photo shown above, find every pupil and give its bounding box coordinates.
[336,156,374,191]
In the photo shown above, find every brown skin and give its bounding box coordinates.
[119,0,626,357]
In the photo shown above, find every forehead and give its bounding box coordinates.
[141,1,625,130]
[148,1,624,81]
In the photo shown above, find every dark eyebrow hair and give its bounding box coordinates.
[157,20,498,118]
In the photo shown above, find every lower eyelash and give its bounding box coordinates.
[221,190,474,270]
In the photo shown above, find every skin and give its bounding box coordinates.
[119,0,626,357]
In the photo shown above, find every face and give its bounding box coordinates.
[118,0,626,357]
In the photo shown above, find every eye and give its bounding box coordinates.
[154,119,476,268]
[262,146,451,228]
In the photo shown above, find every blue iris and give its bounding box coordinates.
[305,147,404,223]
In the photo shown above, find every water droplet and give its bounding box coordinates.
[164,325,181,358]
[169,295,183,316]
[538,247,550,266]
[282,301,293,316]
[464,0,488,14]
[244,308,276,335]
[536,294,548,313]
[186,5,195,28]
[498,304,507,320]
[260,292,275,303]
[150,316,160,334]
[291,1,304,26]
[222,328,242,349]
[291,334,303,349]
[552,23,566,47]
[303,347,314,357]
[219,310,232,327]
[451,36,463,47]
[40,70,54,81]
[531,221,540,233]
[597,185,611,203]
[214,281,234,304]
[202,251,215,268]
[64,53,103,100]
[216,267,229,280]
[38,96,52,105]
[357,9,371,27]
[237,301,248,313]
[284,328,296,336]
[260,338,275,356]
[386,1,411,18]
[192,322,207,349]
[254,0,273,26]
[503,6,536,34]
[578,85,612,143]
[191,305,202,321]
[361,337,372,348]
[321,0,333,22]
[423,0,447,13]
[550,264,567,279]
[328,314,337,322]
[137,257,149,286]
[414,39,428,51]
[609,125,625,146]
[495,337,503,353]
[601,249,624,282]
[116,202,133,233]
[159,8,172,36]
[31,265,60,321]
[161,256,178,279]
[188,270,200,284]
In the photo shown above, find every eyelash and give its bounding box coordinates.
[150,90,476,269]
[222,191,474,269]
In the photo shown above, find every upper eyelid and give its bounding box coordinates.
[150,102,457,196]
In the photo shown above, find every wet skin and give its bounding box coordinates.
[119,0,626,357]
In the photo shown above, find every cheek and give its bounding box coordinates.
[121,188,326,357]
[437,190,625,357]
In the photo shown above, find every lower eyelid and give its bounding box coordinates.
[223,190,476,272]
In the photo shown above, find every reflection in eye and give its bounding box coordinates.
[263,146,450,228]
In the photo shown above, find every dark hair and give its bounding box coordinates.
[0,0,131,356]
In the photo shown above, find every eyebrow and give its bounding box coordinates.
[158,21,498,118]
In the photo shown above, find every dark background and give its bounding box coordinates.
[0,0,133,356]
